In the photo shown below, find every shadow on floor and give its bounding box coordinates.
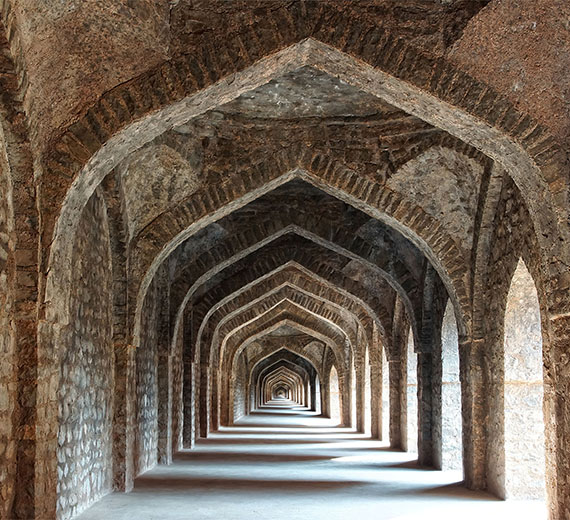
[75,401,546,520]
[134,476,368,492]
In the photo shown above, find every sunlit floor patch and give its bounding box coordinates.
[77,404,547,520]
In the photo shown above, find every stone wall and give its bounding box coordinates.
[0,3,567,518]
[329,366,341,423]
[233,354,248,422]
[406,330,418,454]
[387,147,483,250]
[504,260,545,499]
[135,278,160,475]
[56,191,114,520]
[6,0,490,148]
[171,324,184,454]
[0,123,16,518]
[483,175,545,499]
[382,348,390,442]
[441,300,462,471]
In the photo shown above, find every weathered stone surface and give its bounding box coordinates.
[504,260,546,500]
[56,192,113,520]
[406,330,418,454]
[387,147,484,249]
[0,118,16,519]
[1,3,569,519]
[135,276,160,476]
[441,300,462,471]
[449,0,570,141]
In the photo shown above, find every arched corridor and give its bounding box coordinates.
[1,2,569,520]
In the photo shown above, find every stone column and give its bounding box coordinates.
[432,336,443,471]
[171,326,184,454]
[156,277,172,464]
[321,372,330,418]
[199,362,209,437]
[355,356,365,433]
[417,351,435,467]
[310,378,317,411]
[460,338,487,490]
[546,314,570,520]
[210,367,219,431]
[112,342,135,492]
[388,358,404,450]
[340,372,351,427]
[182,346,194,449]
[370,360,382,439]
[157,350,172,465]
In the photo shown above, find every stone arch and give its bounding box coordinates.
[329,365,341,424]
[220,314,351,428]
[161,177,423,331]
[441,299,462,471]
[44,33,567,317]
[36,21,569,517]
[208,338,327,435]
[470,171,555,502]
[210,290,360,429]
[222,302,352,379]
[249,349,319,411]
[131,161,466,344]
[211,287,362,368]
[186,256,395,365]
[193,263,385,364]
[261,365,307,407]
[55,190,114,519]
[209,288,365,432]
[175,231,413,359]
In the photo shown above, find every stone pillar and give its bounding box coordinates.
[310,378,317,411]
[171,326,183,454]
[388,358,404,450]
[460,338,487,490]
[156,278,172,465]
[321,372,330,418]
[112,342,135,492]
[548,314,570,520]
[157,350,172,465]
[340,372,351,427]
[355,356,365,433]
[199,363,209,437]
[432,336,443,471]
[417,351,435,467]
[182,349,194,449]
[34,321,67,519]
[370,360,382,439]
[210,367,219,431]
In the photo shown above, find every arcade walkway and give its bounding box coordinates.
[77,402,546,520]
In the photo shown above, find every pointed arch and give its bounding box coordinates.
[503,259,545,500]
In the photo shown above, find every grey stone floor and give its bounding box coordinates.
[76,402,547,520]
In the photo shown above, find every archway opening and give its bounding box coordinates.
[364,346,372,436]
[329,365,341,425]
[503,259,546,500]
[382,347,390,442]
[406,327,418,454]
[441,300,462,471]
